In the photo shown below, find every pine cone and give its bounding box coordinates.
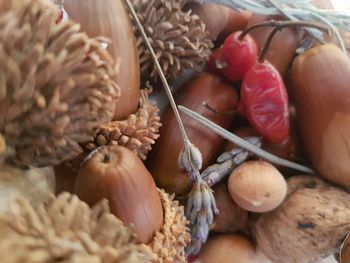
[132,0,213,81]
[151,189,191,263]
[0,192,156,263]
[84,89,161,160]
[0,0,120,168]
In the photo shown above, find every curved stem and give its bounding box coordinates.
[259,27,279,63]
[203,102,238,115]
[239,20,330,41]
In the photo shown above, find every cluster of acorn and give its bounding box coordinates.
[0,0,350,262]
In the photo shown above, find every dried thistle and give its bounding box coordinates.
[150,189,191,263]
[0,192,156,263]
[131,0,213,81]
[0,0,120,168]
[202,137,262,187]
[83,89,161,160]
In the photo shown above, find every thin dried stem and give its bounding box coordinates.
[178,105,315,174]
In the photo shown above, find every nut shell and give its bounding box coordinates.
[291,44,350,187]
[65,0,140,120]
[228,161,287,213]
[75,145,164,244]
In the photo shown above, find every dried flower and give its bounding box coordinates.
[0,0,120,168]
[0,192,156,263]
[150,189,191,263]
[202,136,262,186]
[83,89,161,160]
[185,181,218,255]
[178,143,203,174]
[131,0,213,81]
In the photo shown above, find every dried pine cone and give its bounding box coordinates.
[0,0,120,167]
[0,192,156,263]
[132,0,213,81]
[151,189,191,263]
[84,89,161,160]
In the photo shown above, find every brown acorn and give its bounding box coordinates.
[211,182,248,233]
[65,0,141,120]
[147,73,239,196]
[75,145,163,244]
[291,44,350,188]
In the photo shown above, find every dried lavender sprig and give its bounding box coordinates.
[202,137,262,186]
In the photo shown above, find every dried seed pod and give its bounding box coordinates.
[291,44,350,188]
[0,0,120,167]
[253,176,350,263]
[132,0,213,81]
[228,161,287,213]
[84,89,161,160]
[75,145,164,244]
[147,73,239,196]
[65,0,141,120]
[150,189,191,263]
[0,192,156,263]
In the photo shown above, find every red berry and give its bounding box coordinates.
[207,48,224,76]
[221,31,258,82]
[241,62,289,144]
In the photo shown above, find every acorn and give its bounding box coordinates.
[211,182,248,233]
[75,145,163,244]
[291,44,350,188]
[228,160,287,213]
[65,0,141,120]
[196,234,258,263]
[147,73,239,196]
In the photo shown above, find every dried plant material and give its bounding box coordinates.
[253,176,350,263]
[202,136,262,187]
[150,189,191,263]
[339,232,350,263]
[131,0,213,81]
[84,89,161,160]
[0,192,156,263]
[0,0,120,167]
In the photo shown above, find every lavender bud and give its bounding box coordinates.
[178,143,203,172]
[217,151,233,163]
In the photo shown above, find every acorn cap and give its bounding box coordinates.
[0,0,120,168]
[132,0,213,81]
[0,192,156,263]
[150,189,191,263]
[84,89,161,160]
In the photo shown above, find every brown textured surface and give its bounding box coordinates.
[84,89,161,160]
[0,192,156,263]
[132,0,213,81]
[0,0,119,167]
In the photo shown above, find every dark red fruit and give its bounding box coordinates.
[221,31,257,82]
[241,62,289,144]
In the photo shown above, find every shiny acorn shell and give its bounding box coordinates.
[291,44,350,188]
[147,73,239,196]
[65,0,140,120]
[75,145,163,244]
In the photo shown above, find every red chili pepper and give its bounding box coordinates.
[240,62,289,144]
